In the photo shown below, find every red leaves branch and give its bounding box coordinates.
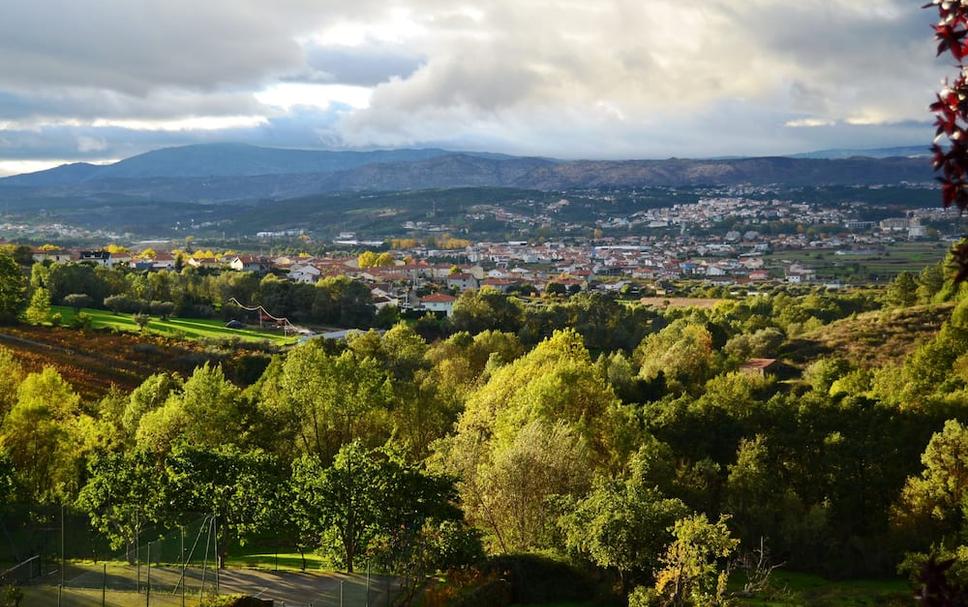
[926,0,968,280]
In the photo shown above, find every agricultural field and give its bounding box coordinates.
[766,241,948,282]
[0,323,273,400]
[638,297,723,309]
[53,307,298,346]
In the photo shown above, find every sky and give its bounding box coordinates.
[0,0,949,175]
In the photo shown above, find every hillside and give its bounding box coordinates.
[0,144,934,205]
[783,303,954,368]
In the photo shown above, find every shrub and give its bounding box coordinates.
[63,293,92,312]
[133,313,151,332]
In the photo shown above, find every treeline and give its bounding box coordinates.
[24,262,377,327]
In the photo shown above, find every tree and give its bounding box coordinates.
[133,313,150,331]
[651,514,738,607]
[0,367,88,503]
[167,446,284,568]
[559,448,689,592]
[290,441,461,573]
[0,251,26,324]
[63,293,92,313]
[261,343,390,463]
[452,287,524,335]
[885,272,918,308]
[895,419,968,540]
[25,287,53,325]
[636,320,715,392]
[77,449,168,550]
[122,373,182,439]
[0,349,23,419]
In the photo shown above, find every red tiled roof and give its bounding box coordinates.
[421,293,457,303]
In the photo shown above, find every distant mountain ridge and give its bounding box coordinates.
[791,145,931,159]
[0,143,934,203]
[0,144,464,185]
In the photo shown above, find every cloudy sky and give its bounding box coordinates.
[0,0,947,175]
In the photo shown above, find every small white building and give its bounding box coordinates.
[289,263,321,284]
[421,293,457,317]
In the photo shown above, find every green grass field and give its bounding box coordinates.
[733,571,910,606]
[53,307,298,346]
[766,241,947,281]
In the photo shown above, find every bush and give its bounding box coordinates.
[0,584,22,607]
[149,300,176,320]
[133,313,150,331]
[63,293,92,312]
[476,554,596,605]
[72,312,93,330]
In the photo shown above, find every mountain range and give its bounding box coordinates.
[0,143,934,204]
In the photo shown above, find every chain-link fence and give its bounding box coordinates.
[0,506,401,606]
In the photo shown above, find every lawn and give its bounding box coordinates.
[53,307,298,346]
[733,571,910,606]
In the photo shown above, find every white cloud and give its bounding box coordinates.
[0,0,948,162]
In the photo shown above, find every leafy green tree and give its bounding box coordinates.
[885,272,918,308]
[63,293,93,313]
[122,373,182,438]
[896,419,968,541]
[917,263,946,303]
[559,447,689,591]
[177,364,245,448]
[25,287,53,325]
[262,343,389,463]
[0,251,26,324]
[0,368,89,503]
[0,348,24,419]
[290,441,461,573]
[636,320,715,392]
[452,287,524,335]
[167,446,284,568]
[651,514,738,607]
[77,449,168,550]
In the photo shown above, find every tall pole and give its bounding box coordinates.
[146,542,151,607]
[136,511,141,594]
[60,504,65,590]
[213,514,220,595]
[181,526,186,607]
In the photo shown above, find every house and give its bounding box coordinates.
[31,248,72,263]
[446,273,479,292]
[151,253,176,271]
[79,250,111,266]
[421,293,457,317]
[229,255,271,273]
[748,270,769,282]
[738,358,777,378]
[289,263,321,284]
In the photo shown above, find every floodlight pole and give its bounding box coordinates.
[146,542,151,607]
